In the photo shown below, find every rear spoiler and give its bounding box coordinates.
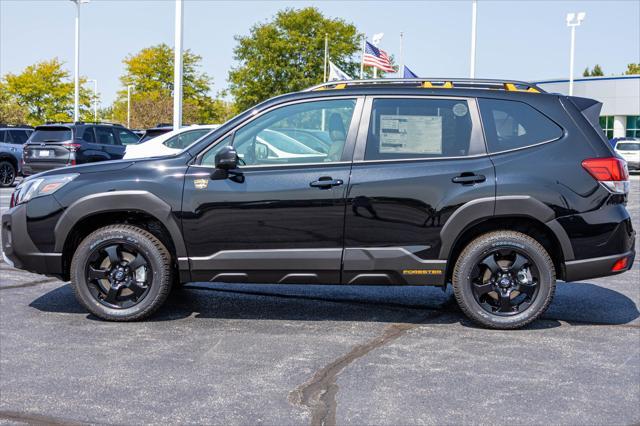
[567,96,605,139]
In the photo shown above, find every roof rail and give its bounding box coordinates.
[305,78,545,93]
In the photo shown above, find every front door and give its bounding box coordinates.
[343,96,496,285]
[181,97,363,283]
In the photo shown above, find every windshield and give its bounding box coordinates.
[30,128,72,143]
[163,129,212,150]
[617,142,640,151]
[140,128,171,142]
[257,130,321,155]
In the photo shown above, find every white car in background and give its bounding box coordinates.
[614,139,640,172]
[124,124,219,159]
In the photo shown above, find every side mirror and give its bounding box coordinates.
[215,146,239,170]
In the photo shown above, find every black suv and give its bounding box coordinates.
[22,123,140,176]
[2,79,635,329]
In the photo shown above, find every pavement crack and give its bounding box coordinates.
[289,308,449,426]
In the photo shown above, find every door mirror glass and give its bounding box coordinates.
[215,146,239,170]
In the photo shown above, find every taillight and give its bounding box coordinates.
[10,192,15,208]
[611,257,629,272]
[581,157,629,194]
[63,143,82,153]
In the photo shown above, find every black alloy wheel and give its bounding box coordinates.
[86,242,152,309]
[470,249,539,316]
[0,161,16,187]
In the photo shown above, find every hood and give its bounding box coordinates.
[23,159,134,181]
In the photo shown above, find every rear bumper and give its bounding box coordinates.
[22,161,70,176]
[564,245,635,282]
[1,204,63,277]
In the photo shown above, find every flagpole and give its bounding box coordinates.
[323,33,328,82]
[360,34,365,79]
[399,32,404,78]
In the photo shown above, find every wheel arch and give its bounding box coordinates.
[55,191,188,281]
[440,196,574,282]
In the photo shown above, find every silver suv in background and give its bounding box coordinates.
[614,139,640,172]
[0,125,33,187]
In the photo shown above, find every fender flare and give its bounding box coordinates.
[439,195,574,261]
[53,190,188,259]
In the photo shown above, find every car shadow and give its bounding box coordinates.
[28,280,639,328]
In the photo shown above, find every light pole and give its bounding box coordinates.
[127,85,134,128]
[469,0,477,78]
[173,0,184,130]
[566,12,586,96]
[87,79,97,122]
[69,0,89,123]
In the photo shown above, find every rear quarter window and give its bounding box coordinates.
[479,98,563,153]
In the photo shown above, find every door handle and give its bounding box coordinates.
[310,177,344,189]
[452,173,486,184]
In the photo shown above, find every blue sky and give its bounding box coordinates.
[1,0,638,106]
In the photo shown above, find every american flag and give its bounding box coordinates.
[363,41,395,73]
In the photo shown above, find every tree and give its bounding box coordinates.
[0,81,29,124]
[624,63,640,75]
[583,64,604,77]
[111,44,231,128]
[228,7,364,111]
[2,58,92,125]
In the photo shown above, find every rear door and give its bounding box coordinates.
[95,126,125,160]
[343,96,495,285]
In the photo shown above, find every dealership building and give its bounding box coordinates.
[536,75,640,140]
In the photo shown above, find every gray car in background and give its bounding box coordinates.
[0,125,33,187]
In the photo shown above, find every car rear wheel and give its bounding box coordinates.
[452,231,556,329]
[70,224,173,321]
[0,160,16,187]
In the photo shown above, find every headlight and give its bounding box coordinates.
[11,174,78,207]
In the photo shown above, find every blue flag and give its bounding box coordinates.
[403,65,418,78]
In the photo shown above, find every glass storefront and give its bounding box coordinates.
[599,116,614,139]
[626,116,640,138]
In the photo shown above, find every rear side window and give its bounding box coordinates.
[118,129,140,145]
[8,130,30,144]
[365,98,473,161]
[31,128,72,143]
[479,99,563,153]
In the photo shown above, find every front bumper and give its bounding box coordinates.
[1,204,63,277]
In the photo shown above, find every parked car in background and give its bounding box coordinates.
[22,123,140,176]
[138,124,173,142]
[124,125,218,159]
[0,125,33,187]
[614,139,640,171]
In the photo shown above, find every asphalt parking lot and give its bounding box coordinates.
[1,176,639,425]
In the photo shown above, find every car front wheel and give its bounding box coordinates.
[452,231,556,329]
[70,224,173,321]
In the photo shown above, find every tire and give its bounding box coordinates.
[0,160,16,187]
[70,224,173,321]
[452,231,556,329]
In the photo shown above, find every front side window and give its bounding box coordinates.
[118,129,140,145]
[479,99,563,153]
[228,99,356,166]
[164,129,211,150]
[365,98,473,161]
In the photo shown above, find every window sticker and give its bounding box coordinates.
[453,103,468,117]
[379,115,443,154]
